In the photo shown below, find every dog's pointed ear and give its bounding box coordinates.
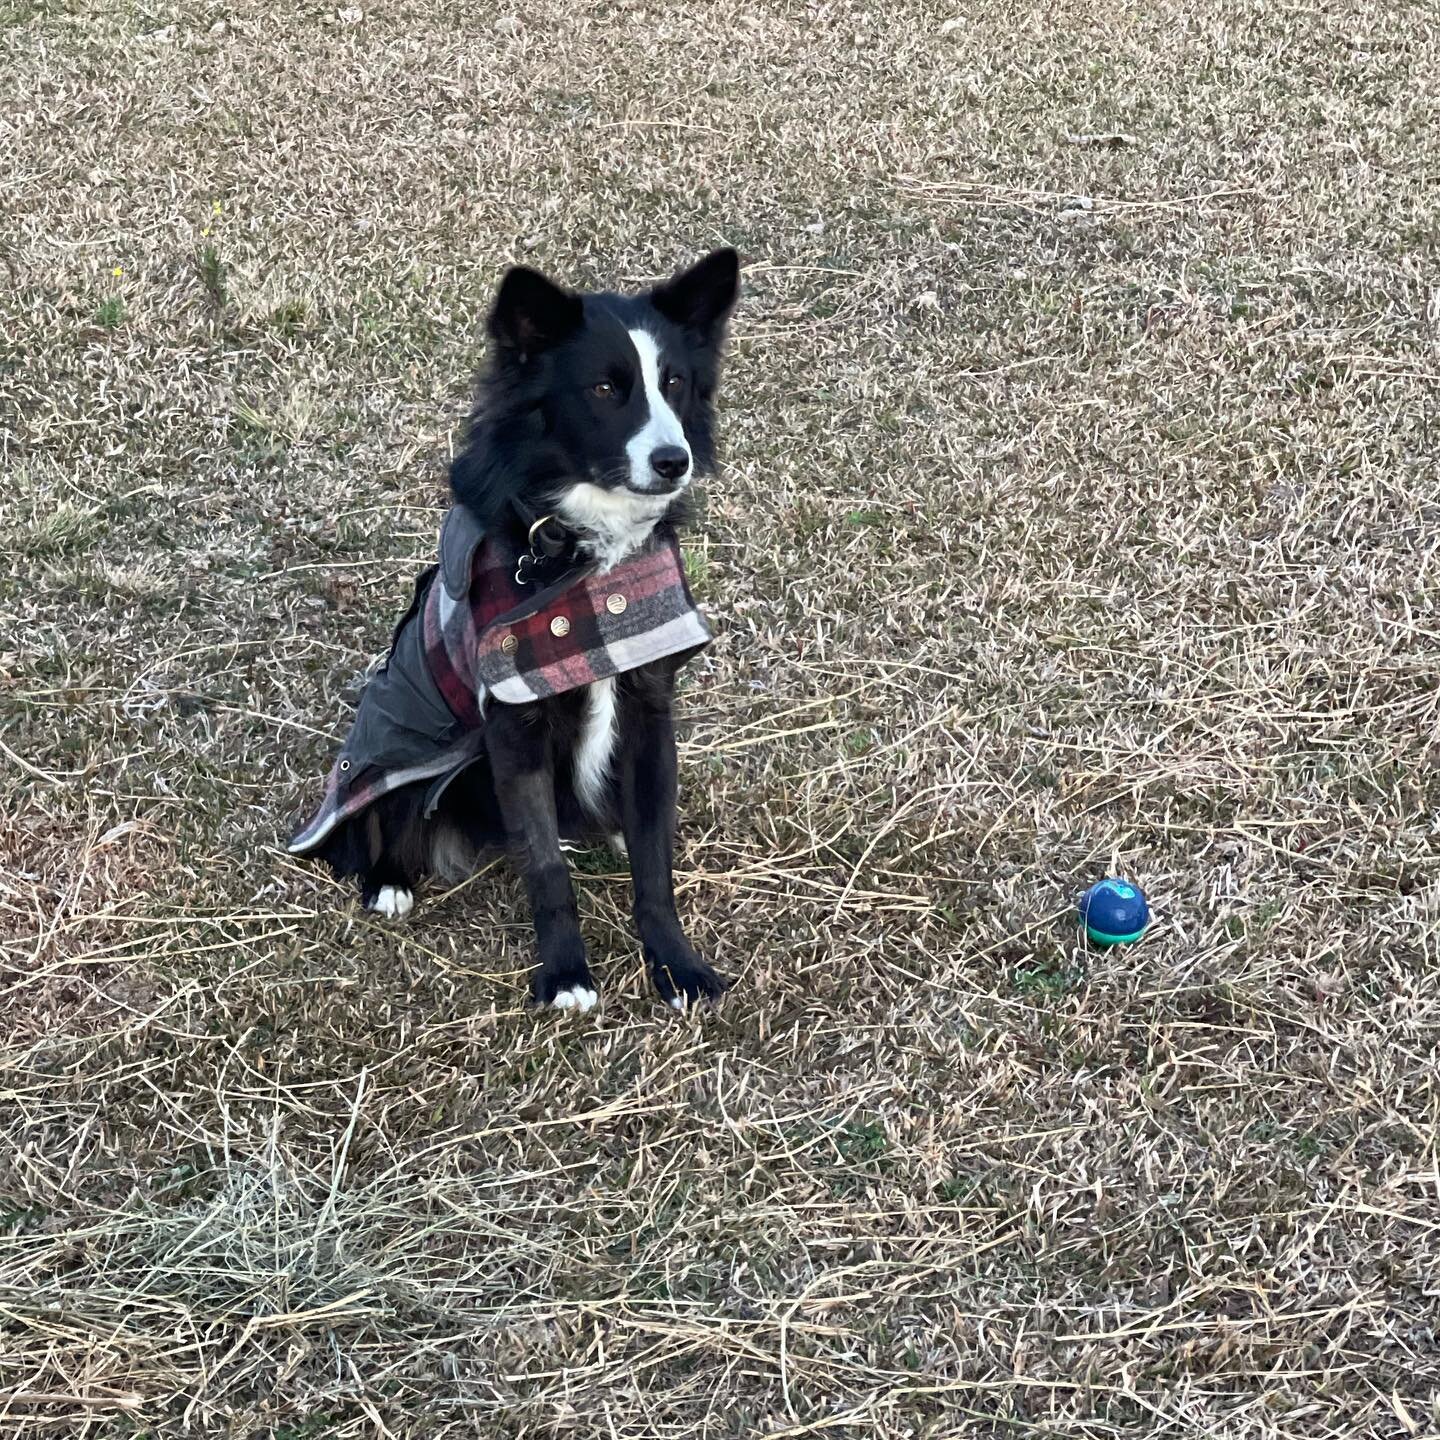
[651,248,740,342]
[487,267,583,358]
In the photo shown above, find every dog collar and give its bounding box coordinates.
[508,499,578,582]
[513,511,571,586]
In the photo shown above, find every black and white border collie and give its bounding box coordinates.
[316,249,740,1011]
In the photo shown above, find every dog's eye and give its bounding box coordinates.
[591,381,615,399]
[664,375,685,395]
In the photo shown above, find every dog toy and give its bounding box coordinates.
[1078,878,1150,946]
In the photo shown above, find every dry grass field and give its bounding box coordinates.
[4,0,1440,1434]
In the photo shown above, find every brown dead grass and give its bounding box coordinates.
[3,0,1439,1434]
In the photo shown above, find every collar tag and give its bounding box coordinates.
[514,513,561,586]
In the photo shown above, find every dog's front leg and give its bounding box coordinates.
[617,683,728,1010]
[486,707,596,1012]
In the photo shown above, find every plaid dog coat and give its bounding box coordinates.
[289,505,712,855]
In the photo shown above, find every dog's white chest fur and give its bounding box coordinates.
[555,485,670,573]
[573,676,619,816]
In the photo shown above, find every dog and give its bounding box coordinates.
[289,249,740,1012]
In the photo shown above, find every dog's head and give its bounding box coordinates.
[455,250,740,566]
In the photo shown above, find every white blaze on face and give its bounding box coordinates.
[554,326,693,571]
[624,328,690,493]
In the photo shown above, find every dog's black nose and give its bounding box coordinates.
[650,446,690,483]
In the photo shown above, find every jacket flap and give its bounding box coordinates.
[439,505,487,601]
[470,539,713,703]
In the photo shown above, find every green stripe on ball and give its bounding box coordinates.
[1085,923,1148,946]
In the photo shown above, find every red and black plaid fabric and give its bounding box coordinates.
[425,534,713,719]
[289,523,711,856]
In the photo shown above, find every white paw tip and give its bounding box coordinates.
[670,995,686,1012]
[368,885,413,919]
[552,986,597,1013]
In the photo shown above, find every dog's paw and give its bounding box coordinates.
[648,945,729,1011]
[533,965,600,1014]
[365,884,414,920]
[550,984,599,1014]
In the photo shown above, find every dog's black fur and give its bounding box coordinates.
[308,249,740,1011]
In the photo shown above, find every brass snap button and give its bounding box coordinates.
[500,633,518,655]
[550,615,571,638]
[605,593,627,615]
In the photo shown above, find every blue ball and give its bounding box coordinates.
[1079,879,1150,946]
